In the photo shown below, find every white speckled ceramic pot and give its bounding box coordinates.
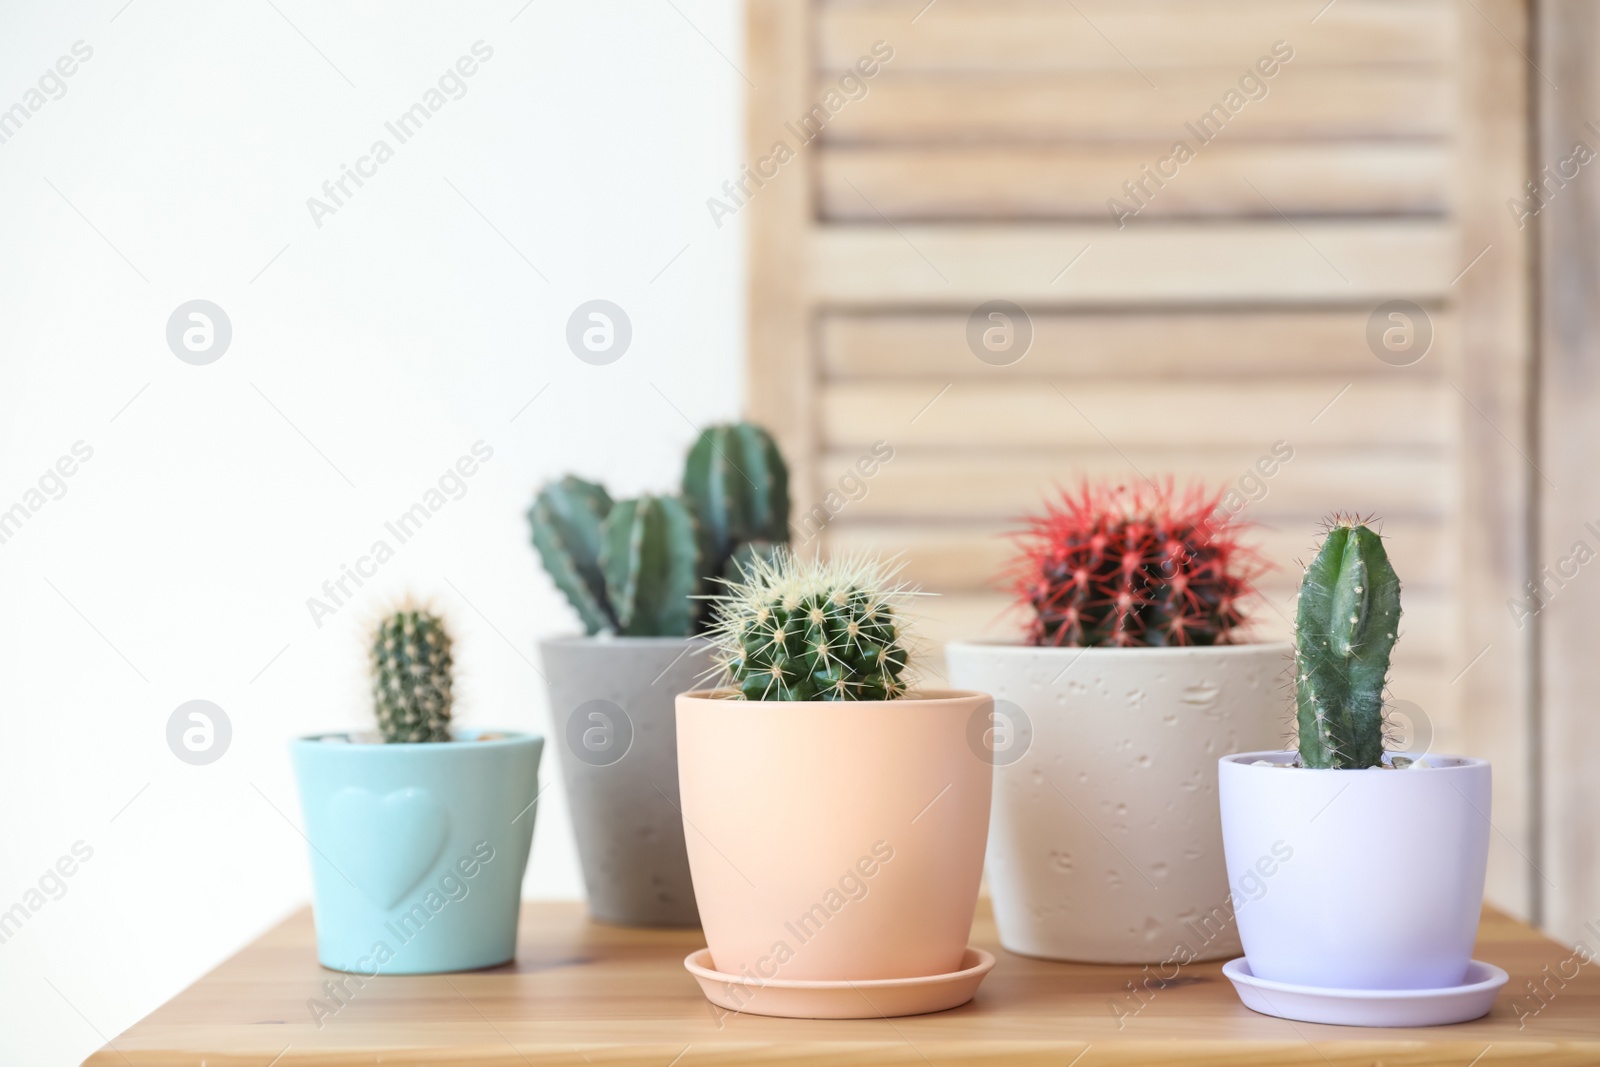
[946,641,1289,964]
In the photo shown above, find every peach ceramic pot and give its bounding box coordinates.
[675,689,994,982]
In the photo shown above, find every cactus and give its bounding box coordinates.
[528,476,617,635]
[1294,518,1402,769]
[706,550,915,701]
[1010,480,1265,647]
[372,609,454,743]
[600,494,700,637]
[528,422,792,638]
[683,422,791,593]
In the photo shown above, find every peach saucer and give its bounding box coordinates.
[684,947,996,1020]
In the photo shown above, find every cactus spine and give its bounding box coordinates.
[1294,519,1402,769]
[683,422,791,589]
[707,551,914,701]
[600,494,700,636]
[528,476,616,635]
[372,609,454,743]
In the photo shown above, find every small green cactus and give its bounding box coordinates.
[528,476,617,635]
[683,422,790,592]
[372,609,454,743]
[706,550,915,701]
[600,494,700,636]
[1294,518,1402,769]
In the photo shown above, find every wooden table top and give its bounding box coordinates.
[87,900,1600,1066]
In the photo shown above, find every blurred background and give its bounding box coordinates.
[2,1,1596,1064]
[0,2,742,1063]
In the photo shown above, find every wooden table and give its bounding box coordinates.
[87,901,1600,1065]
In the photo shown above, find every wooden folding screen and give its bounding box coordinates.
[747,0,1535,919]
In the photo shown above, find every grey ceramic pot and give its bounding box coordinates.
[538,635,710,927]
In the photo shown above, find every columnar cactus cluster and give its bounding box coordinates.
[706,551,915,701]
[1011,480,1263,647]
[372,609,454,743]
[1294,518,1402,769]
[528,422,790,637]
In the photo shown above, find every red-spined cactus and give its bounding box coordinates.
[1010,480,1265,648]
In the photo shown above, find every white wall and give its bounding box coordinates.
[0,2,744,1063]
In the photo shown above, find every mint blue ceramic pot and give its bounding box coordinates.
[291,731,543,974]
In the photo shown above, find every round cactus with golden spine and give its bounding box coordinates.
[705,551,917,701]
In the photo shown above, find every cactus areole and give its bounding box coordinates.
[706,551,915,701]
[1011,480,1264,648]
[372,609,454,743]
[1294,519,1402,769]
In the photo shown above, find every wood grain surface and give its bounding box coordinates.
[85,901,1600,1065]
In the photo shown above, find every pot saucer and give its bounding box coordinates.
[684,947,995,1019]
[1223,958,1509,1027]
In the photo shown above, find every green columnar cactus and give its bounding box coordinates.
[707,551,914,701]
[600,494,699,637]
[683,422,791,589]
[372,609,454,743]
[527,422,791,637]
[528,476,617,635]
[1294,519,1402,769]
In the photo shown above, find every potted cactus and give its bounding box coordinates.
[676,551,996,1019]
[532,421,789,927]
[1219,519,1495,1022]
[290,607,544,974]
[945,480,1287,964]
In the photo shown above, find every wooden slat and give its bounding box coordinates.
[1538,0,1597,944]
[811,222,1458,305]
[821,518,1455,593]
[820,309,1453,380]
[914,591,1453,666]
[747,1,820,515]
[819,70,1452,144]
[1456,0,1535,923]
[820,380,1450,449]
[818,449,1452,520]
[818,0,1455,72]
[819,143,1449,220]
